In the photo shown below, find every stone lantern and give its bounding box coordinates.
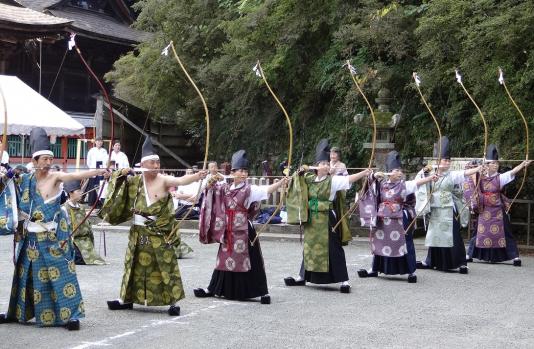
[353,87,401,169]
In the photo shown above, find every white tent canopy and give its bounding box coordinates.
[0,75,85,136]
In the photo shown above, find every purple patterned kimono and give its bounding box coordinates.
[199,182,258,272]
[462,174,479,214]
[371,181,413,257]
[359,174,378,227]
[475,175,508,249]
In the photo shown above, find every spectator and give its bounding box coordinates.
[110,141,129,169]
[220,161,231,175]
[85,137,108,206]
[329,146,348,176]
[86,137,108,169]
[173,168,201,219]
[0,139,8,166]
[262,160,272,177]
[203,161,226,186]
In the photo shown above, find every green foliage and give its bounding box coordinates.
[108,0,533,184]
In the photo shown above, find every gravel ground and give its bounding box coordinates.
[0,232,532,349]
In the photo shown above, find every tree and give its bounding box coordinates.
[107,0,533,182]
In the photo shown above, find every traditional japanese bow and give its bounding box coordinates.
[331,61,377,231]
[251,60,293,246]
[62,34,115,245]
[165,41,210,244]
[402,72,443,233]
[498,67,529,213]
[454,69,488,219]
[455,69,489,159]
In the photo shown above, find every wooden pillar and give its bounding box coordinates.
[61,137,68,170]
[95,97,103,140]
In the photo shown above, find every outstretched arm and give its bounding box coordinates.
[413,174,439,187]
[267,177,289,194]
[464,165,482,176]
[57,168,109,182]
[164,171,207,188]
[510,160,532,176]
[348,169,372,183]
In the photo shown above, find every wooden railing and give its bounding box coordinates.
[510,199,533,246]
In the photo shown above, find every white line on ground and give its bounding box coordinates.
[68,301,247,349]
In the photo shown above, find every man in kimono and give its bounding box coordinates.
[357,151,437,283]
[194,150,287,304]
[465,144,531,265]
[63,180,106,265]
[101,136,206,316]
[284,139,369,293]
[416,136,481,273]
[0,128,109,330]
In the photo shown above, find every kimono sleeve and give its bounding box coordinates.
[330,175,350,200]
[286,172,309,224]
[358,174,379,228]
[0,181,17,235]
[500,171,515,187]
[98,171,136,225]
[333,190,352,244]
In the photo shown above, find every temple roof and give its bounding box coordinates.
[0,2,71,38]
[50,7,149,44]
[4,0,149,45]
[0,3,70,27]
[13,0,63,11]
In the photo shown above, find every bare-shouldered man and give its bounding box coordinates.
[0,128,109,330]
[102,136,206,316]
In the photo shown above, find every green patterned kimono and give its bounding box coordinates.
[63,202,106,265]
[333,190,352,245]
[99,172,184,306]
[287,173,332,273]
[287,174,351,247]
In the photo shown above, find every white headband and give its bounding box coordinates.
[140,154,160,163]
[32,150,54,158]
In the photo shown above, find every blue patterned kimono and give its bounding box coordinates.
[6,173,85,326]
[0,177,17,235]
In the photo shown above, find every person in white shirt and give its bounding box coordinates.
[85,138,108,206]
[110,141,129,169]
[173,169,202,219]
[86,138,108,169]
[101,141,128,204]
[0,139,9,165]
